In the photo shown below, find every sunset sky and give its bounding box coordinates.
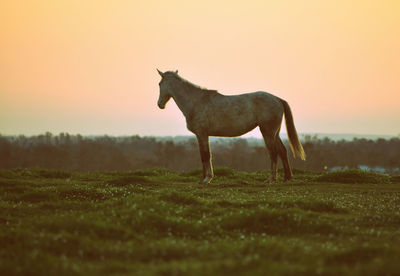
[1,0,399,137]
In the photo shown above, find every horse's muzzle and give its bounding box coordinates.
[158,102,165,109]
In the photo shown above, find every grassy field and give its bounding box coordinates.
[0,167,399,275]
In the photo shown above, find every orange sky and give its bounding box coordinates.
[1,0,399,136]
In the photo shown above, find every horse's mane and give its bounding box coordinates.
[164,71,218,93]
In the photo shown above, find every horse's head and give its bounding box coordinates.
[157,69,178,109]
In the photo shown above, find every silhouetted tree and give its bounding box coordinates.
[0,133,399,174]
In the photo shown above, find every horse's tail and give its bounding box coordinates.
[280,99,306,160]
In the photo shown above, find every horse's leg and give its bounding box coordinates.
[196,134,213,184]
[277,137,293,181]
[260,126,278,182]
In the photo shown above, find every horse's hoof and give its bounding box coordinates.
[264,179,277,184]
[198,178,212,185]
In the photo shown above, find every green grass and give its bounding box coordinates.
[314,169,392,184]
[0,168,399,275]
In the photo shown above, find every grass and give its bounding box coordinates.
[314,169,392,184]
[0,168,399,275]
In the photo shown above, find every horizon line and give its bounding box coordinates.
[1,132,398,139]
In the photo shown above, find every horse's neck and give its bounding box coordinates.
[171,84,202,118]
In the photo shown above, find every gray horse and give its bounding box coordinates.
[157,69,306,184]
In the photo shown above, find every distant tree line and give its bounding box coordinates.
[0,132,399,174]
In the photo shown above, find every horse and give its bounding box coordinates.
[156,69,306,184]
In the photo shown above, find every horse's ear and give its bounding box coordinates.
[157,69,164,77]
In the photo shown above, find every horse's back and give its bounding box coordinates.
[188,90,283,136]
[247,91,283,114]
[216,91,283,119]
